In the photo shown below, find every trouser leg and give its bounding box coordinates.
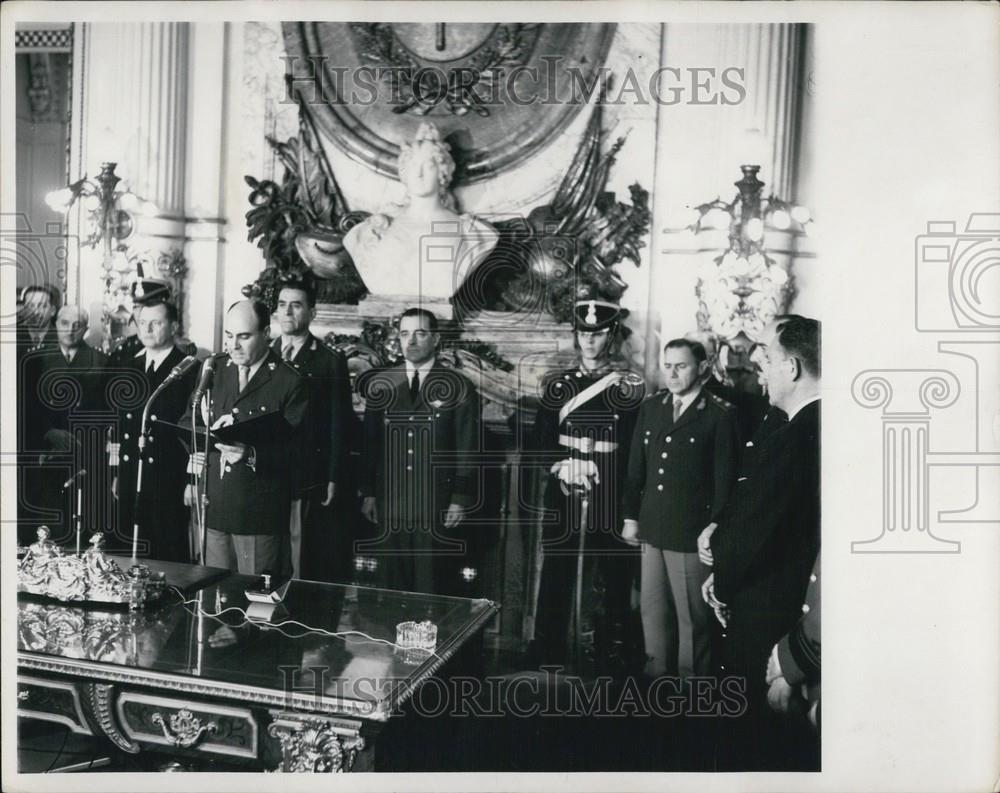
[287,499,302,578]
[230,533,282,576]
[535,551,575,666]
[640,545,677,676]
[663,550,713,678]
[205,527,238,571]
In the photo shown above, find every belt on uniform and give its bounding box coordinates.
[558,434,618,454]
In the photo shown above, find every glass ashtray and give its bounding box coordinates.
[395,620,437,652]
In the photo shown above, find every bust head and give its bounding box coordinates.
[397,123,457,211]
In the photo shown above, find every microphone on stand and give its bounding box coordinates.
[189,353,222,565]
[190,354,219,409]
[64,469,88,554]
[62,468,87,491]
[162,355,199,385]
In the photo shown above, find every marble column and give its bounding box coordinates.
[71,23,199,345]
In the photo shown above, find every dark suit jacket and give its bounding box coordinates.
[360,362,481,530]
[623,388,739,552]
[17,322,58,453]
[181,350,308,536]
[270,335,354,493]
[711,399,820,636]
[113,346,200,561]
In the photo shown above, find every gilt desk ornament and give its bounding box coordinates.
[343,122,499,309]
[18,528,166,610]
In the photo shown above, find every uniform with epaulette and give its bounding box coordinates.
[181,348,308,574]
[623,352,739,678]
[270,334,355,582]
[532,299,646,672]
[110,344,199,561]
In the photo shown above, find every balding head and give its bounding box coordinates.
[56,305,88,349]
[225,300,270,366]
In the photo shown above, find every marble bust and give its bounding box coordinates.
[343,123,499,301]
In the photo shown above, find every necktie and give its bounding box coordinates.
[146,358,155,375]
[409,370,421,402]
[282,344,293,361]
[238,365,250,393]
[672,397,683,423]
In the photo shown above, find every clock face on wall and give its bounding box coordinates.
[282,22,615,184]
[391,23,498,62]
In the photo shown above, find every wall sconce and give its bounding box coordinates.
[46,161,157,350]
[685,165,813,344]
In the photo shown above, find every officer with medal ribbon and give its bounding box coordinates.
[531,297,646,673]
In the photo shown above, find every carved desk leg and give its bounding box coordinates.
[267,714,365,773]
[80,683,139,754]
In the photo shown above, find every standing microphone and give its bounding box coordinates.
[64,469,88,554]
[191,355,219,409]
[162,355,198,385]
[62,468,87,491]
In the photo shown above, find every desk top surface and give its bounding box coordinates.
[18,562,498,720]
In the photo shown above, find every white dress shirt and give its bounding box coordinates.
[137,346,173,372]
[280,334,308,360]
[672,385,703,418]
[404,358,435,387]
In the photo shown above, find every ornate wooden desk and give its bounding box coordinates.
[17,561,499,772]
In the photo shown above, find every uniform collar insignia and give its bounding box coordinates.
[697,398,706,410]
[268,361,277,371]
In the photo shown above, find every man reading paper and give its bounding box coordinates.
[182,300,308,575]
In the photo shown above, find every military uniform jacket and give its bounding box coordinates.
[181,350,308,536]
[623,388,739,552]
[778,551,820,705]
[270,335,354,493]
[533,366,646,547]
[361,362,481,530]
[24,344,110,449]
[112,347,200,560]
[711,400,820,625]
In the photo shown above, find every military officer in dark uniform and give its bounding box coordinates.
[270,278,355,582]
[359,308,481,596]
[622,338,738,678]
[532,299,646,672]
[182,300,309,575]
[109,300,199,562]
